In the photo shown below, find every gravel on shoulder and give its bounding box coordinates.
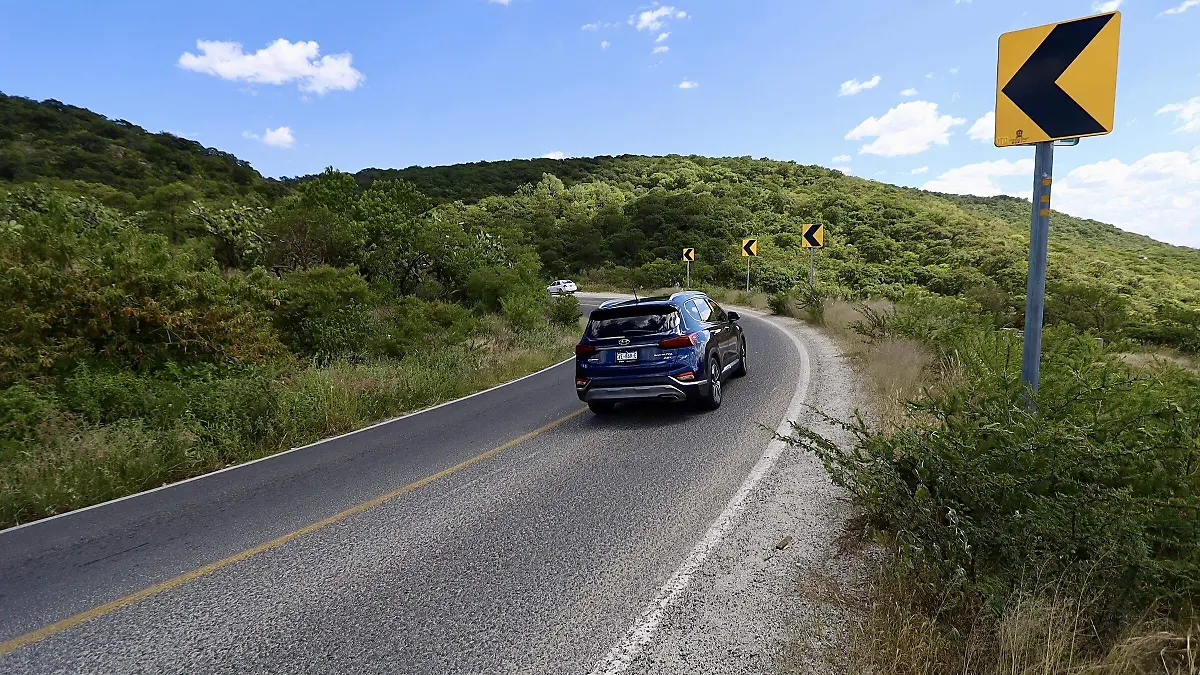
[616,312,872,675]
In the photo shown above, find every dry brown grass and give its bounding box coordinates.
[848,561,1200,675]
[1119,349,1200,374]
[810,299,934,431]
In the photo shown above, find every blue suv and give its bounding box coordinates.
[575,292,747,414]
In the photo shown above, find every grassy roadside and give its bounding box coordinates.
[778,296,1200,674]
[0,317,580,529]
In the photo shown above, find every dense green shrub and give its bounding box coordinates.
[367,297,480,359]
[789,320,1200,627]
[0,186,283,385]
[0,384,52,442]
[275,265,372,359]
[768,291,796,317]
[549,294,582,326]
[465,265,529,312]
[501,290,547,332]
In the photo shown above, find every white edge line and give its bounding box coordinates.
[588,312,812,675]
[0,356,576,537]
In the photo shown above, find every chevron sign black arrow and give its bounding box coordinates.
[1002,13,1112,140]
[742,239,758,257]
[802,224,824,249]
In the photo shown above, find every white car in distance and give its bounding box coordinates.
[547,279,578,295]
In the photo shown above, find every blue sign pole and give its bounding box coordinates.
[1020,140,1055,403]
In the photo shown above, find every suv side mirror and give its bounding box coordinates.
[727,311,740,322]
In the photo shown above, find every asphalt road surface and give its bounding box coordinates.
[0,296,804,674]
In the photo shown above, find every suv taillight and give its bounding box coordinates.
[658,333,698,349]
[576,344,596,357]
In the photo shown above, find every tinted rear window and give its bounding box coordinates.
[587,307,680,339]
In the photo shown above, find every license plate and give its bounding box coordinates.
[615,351,639,362]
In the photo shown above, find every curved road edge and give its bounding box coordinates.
[578,293,869,674]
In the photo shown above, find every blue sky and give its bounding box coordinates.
[1,0,1198,247]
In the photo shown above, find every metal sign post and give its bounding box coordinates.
[741,239,758,292]
[1020,141,1055,397]
[686,261,691,289]
[800,224,824,293]
[996,12,1120,403]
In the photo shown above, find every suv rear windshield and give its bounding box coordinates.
[586,306,680,339]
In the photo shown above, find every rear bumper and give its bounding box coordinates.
[577,375,706,403]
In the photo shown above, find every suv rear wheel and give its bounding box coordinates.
[697,354,723,410]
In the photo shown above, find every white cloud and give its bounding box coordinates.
[1055,148,1200,247]
[678,79,699,89]
[601,41,610,50]
[845,101,966,156]
[967,111,995,142]
[243,126,295,149]
[263,126,295,148]
[922,159,1034,196]
[911,166,929,175]
[948,66,959,75]
[488,0,511,4]
[832,154,852,162]
[542,151,566,160]
[1162,0,1200,14]
[839,75,881,97]
[632,6,681,31]
[900,88,919,97]
[656,32,670,42]
[653,45,669,54]
[925,72,934,79]
[831,166,853,174]
[179,39,364,95]
[1157,97,1200,133]
[1092,0,1122,10]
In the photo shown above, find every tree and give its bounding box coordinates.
[142,181,199,241]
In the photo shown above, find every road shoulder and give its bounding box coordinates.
[605,305,870,674]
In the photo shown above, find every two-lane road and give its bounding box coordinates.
[0,296,805,674]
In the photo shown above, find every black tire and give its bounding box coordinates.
[696,353,723,410]
[588,401,617,415]
[732,338,748,378]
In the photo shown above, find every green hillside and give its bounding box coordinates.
[3,91,1198,352]
[348,155,1200,350]
[0,92,285,208]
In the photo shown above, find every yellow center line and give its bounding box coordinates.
[0,407,587,657]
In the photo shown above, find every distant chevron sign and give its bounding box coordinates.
[995,12,1120,146]
[801,224,823,249]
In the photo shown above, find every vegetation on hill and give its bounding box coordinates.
[345,155,1198,353]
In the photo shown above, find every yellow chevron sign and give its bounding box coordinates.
[996,12,1120,146]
